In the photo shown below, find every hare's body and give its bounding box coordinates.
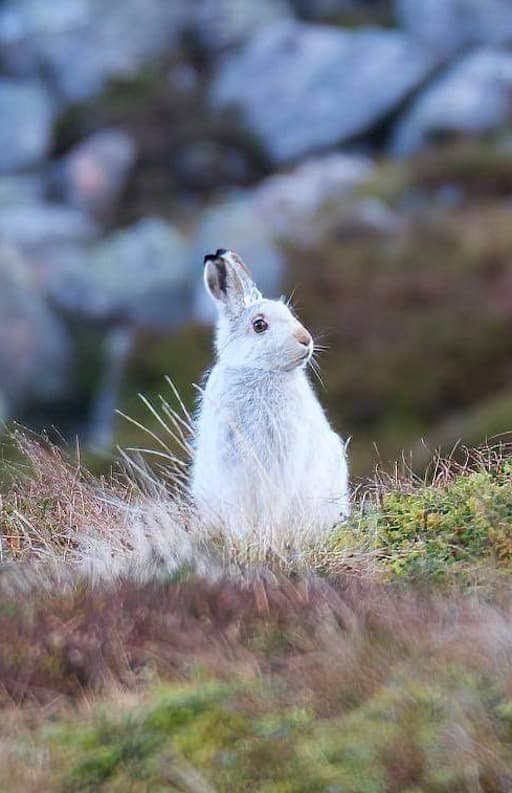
[192,364,348,534]
[190,248,349,536]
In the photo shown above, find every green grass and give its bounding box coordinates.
[49,681,490,790]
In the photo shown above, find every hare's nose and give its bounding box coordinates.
[295,327,312,347]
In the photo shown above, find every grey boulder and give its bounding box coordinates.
[391,49,512,156]
[210,21,439,164]
[46,218,191,329]
[251,152,374,243]
[0,78,55,173]
[395,0,512,54]
[191,0,293,52]
[55,128,137,219]
[0,0,190,102]
[0,203,98,250]
[0,391,7,426]
[0,173,46,206]
[192,154,373,321]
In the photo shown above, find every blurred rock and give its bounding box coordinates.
[0,242,70,413]
[391,49,512,156]
[0,0,86,75]
[55,129,137,220]
[395,0,512,54]
[250,155,403,244]
[0,0,190,102]
[0,78,55,173]
[46,218,191,329]
[210,21,439,164]
[0,174,45,206]
[191,0,293,52]
[0,204,98,250]
[192,199,285,322]
[251,152,374,243]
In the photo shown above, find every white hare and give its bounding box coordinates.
[190,249,349,539]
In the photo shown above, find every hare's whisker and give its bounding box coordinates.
[309,356,326,391]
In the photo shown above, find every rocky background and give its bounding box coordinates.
[2,0,512,476]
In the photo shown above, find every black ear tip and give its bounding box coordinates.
[204,248,229,265]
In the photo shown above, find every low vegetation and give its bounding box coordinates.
[327,446,512,586]
[2,433,512,789]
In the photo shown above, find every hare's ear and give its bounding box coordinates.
[203,249,261,315]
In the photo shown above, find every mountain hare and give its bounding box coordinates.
[191,249,349,538]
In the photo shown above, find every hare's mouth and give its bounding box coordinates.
[296,348,313,366]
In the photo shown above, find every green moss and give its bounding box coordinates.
[55,684,252,791]
[98,65,165,116]
[358,159,411,206]
[328,462,512,582]
[37,668,511,791]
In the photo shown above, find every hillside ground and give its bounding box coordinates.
[1,435,512,790]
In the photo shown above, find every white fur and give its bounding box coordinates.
[191,250,349,538]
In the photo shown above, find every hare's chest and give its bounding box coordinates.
[224,394,298,466]
[209,375,307,471]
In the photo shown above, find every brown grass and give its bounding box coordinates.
[0,572,511,711]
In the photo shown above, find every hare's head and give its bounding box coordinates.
[204,249,313,372]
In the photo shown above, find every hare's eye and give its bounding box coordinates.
[252,316,268,334]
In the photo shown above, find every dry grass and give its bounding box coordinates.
[0,429,338,588]
[2,424,512,589]
[0,374,353,584]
